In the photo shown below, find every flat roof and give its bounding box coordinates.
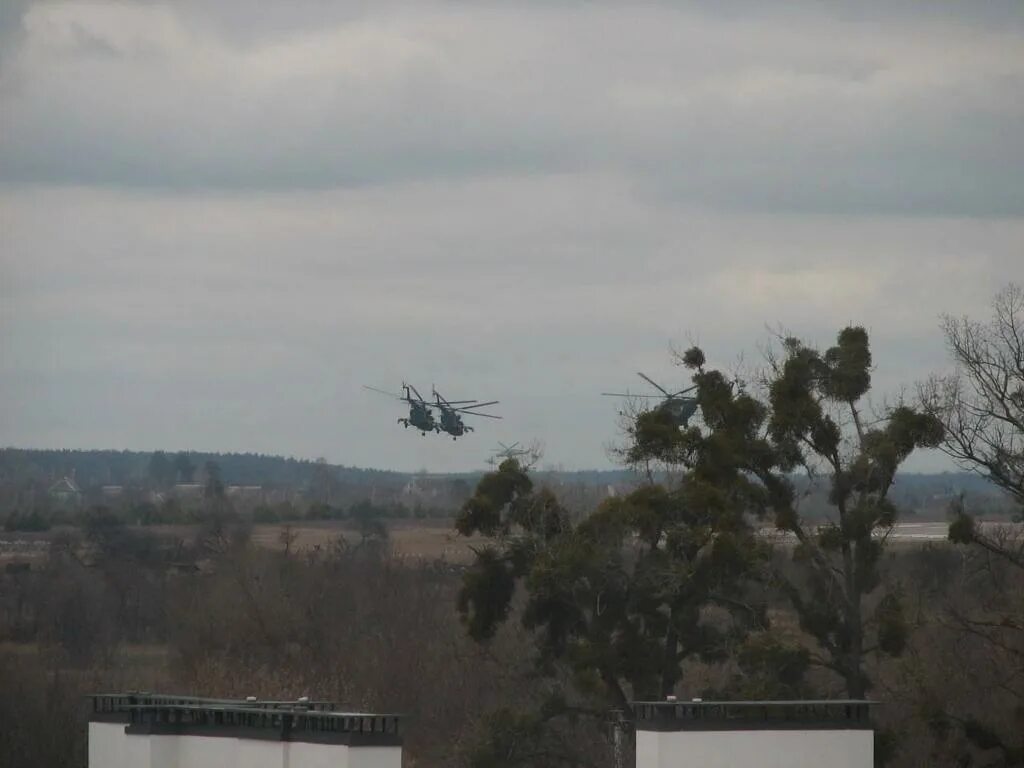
[88,693,403,747]
[632,699,877,732]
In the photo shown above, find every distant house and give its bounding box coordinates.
[398,476,476,510]
[226,485,264,503]
[226,485,262,494]
[168,483,266,504]
[401,476,446,503]
[261,487,295,505]
[170,484,204,500]
[48,474,82,507]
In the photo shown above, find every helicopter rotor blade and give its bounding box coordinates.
[602,392,664,398]
[667,384,699,398]
[431,386,447,405]
[456,409,501,419]
[407,384,427,402]
[363,385,403,400]
[431,388,482,410]
[637,372,671,397]
[422,400,473,412]
[433,387,468,408]
[457,400,500,410]
[431,390,478,408]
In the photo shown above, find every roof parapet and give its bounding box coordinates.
[632,699,877,731]
[88,693,403,746]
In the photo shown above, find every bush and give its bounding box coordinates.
[3,510,50,532]
[82,505,125,538]
[306,502,341,520]
[130,502,163,525]
[0,655,87,768]
[252,505,280,523]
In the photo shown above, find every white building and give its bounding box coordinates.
[634,699,875,768]
[89,694,402,768]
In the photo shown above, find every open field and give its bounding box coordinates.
[0,519,486,565]
[3,519,1021,568]
[248,519,484,562]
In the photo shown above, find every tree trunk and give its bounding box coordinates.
[660,622,679,698]
[602,670,632,718]
[611,710,626,768]
[843,540,865,700]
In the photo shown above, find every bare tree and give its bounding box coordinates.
[920,284,1024,764]
[926,283,1024,513]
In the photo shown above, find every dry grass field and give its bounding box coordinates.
[4,519,1019,571]
[1,519,482,565]
[248,519,482,563]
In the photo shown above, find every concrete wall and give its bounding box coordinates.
[289,742,351,768]
[347,746,403,768]
[149,736,180,768]
[285,742,399,768]
[236,739,287,768]
[90,722,149,768]
[87,723,401,768]
[637,729,873,768]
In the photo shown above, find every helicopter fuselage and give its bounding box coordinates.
[438,408,471,438]
[365,382,497,438]
[401,402,437,433]
[660,397,698,427]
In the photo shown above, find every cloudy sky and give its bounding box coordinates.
[1,1,1022,472]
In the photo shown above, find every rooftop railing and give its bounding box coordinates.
[91,693,343,714]
[88,693,402,745]
[632,699,876,731]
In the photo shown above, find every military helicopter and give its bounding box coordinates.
[431,387,501,439]
[364,383,441,434]
[487,441,532,466]
[603,372,699,427]
[363,383,500,439]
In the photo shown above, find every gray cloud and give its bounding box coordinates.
[2,183,1022,470]
[1,2,1023,471]
[1,2,1022,215]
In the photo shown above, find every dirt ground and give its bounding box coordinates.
[6,520,1020,569]
[247,519,480,562]
[1,519,481,566]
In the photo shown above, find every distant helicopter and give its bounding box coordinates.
[363,383,500,439]
[487,441,532,466]
[432,387,501,439]
[365,383,443,434]
[603,372,699,427]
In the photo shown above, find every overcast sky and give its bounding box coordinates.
[2,1,1023,473]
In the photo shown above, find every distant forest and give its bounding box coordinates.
[0,447,664,494]
[0,448,404,489]
[0,447,1016,519]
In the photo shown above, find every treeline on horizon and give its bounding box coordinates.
[0,445,1012,491]
[0,447,406,488]
[0,445,1013,509]
[0,447,477,532]
[0,447,651,486]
